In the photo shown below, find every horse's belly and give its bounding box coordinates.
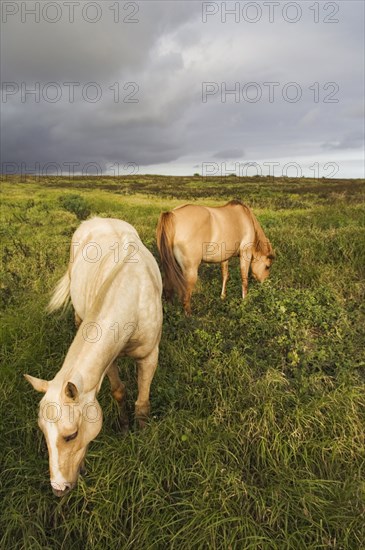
[202,239,240,263]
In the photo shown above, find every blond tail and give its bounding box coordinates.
[156,212,186,300]
[46,271,71,313]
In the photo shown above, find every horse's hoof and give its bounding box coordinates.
[114,415,129,434]
[136,419,148,430]
[120,423,129,435]
[119,416,129,434]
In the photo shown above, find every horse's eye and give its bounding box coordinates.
[64,431,78,442]
[265,265,270,270]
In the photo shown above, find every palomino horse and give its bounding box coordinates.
[25,217,162,497]
[157,200,274,314]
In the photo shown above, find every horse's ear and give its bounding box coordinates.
[65,381,78,401]
[24,374,49,393]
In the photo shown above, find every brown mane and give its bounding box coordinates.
[227,199,274,257]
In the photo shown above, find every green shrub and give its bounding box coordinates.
[59,194,91,220]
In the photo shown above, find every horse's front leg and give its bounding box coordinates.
[239,250,252,299]
[135,347,159,428]
[220,260,229,299]
[107,362,129,433]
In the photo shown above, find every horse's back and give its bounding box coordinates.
[207,203,254,241]
[172,205,212,241]
[70,217,139,289]
[69,217,161,321]
[171,203,254,263]
[71,217,138,248]
[172,203,252,235]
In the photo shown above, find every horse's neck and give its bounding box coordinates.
[55,317,123,393]
[250,213,270,254]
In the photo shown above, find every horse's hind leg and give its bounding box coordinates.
[135,346,159,428]
[74,312,82,328]
[183,266,198,315]
[107,362,128,433]
[163,277,174,302]
[221,260,229,299]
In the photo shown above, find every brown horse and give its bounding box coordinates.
[156,200,274,314]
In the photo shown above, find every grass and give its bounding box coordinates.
[1,175,364,549]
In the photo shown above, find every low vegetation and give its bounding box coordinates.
[1,175,364,549]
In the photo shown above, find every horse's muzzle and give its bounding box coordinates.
[51,481,74,497]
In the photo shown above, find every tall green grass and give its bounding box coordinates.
[1,176,364,549]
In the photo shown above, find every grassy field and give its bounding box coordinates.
[1,175,365,549]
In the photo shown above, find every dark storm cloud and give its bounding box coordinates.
[1,0,364,176]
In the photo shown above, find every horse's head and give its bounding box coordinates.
[24,374,102,497]
[250,245,275,283]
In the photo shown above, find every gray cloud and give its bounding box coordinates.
[213,149,244,159]
[1,0,364,177]
[322,132,365,151]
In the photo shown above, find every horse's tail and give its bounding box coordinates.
[46,270,71,313]
[156,212,186,299]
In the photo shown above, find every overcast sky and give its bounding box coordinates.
[1,0,364,177]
